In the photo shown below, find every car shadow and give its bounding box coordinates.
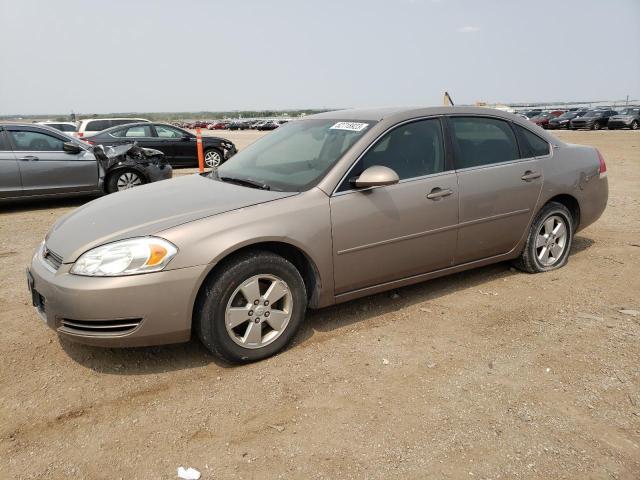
[60,235,595,375]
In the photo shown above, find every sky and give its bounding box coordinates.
[0,0,638,115]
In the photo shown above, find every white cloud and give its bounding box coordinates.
[458,26,480,33]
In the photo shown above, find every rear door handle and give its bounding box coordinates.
[521,170,541,181]
[426,187,453,200]
[19,155,39,161]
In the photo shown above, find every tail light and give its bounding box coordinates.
[596,149,607,178]
[77,132,83,137]
[84,140,95,145]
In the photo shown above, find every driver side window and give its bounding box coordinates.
[337,118,445,192]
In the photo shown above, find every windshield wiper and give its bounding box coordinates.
[218,175,271,190]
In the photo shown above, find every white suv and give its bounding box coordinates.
[75,118,150,138]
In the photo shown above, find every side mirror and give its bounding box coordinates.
[63,141,82,154]
[352,165,400,189]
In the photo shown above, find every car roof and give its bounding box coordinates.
[307,106,528,123]
[86,122,182,137]
[80,117,149,122]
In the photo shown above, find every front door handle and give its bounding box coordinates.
[521,170,541,181]
[19,155,39,161]
[426,187,453,200]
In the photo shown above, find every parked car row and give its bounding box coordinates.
[33,119,239,168]
[172,119,291,131]
[523,107,640,130]
[0,124,171,200]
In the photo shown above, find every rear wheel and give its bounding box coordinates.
[106,169,145,193]
[195,251,307,363]
[513,202,573,273]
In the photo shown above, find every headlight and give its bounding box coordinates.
[70,237,178,276]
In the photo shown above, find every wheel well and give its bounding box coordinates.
[195,242,322,309]
[547,194,580,228]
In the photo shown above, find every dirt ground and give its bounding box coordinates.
[1,129,639,480]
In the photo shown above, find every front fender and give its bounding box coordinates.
[158,188,335,308]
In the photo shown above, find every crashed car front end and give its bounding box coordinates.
[93,143,173,192]
[219,140,237,160]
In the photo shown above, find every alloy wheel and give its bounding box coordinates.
[116,172,142,191]
[535,215,568,267]
[204,150,221,168]
[225,274,293,349]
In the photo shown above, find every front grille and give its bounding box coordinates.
[43,247,63,270]
[59,318,142,336]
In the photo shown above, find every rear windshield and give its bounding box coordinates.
[85,120,111,132]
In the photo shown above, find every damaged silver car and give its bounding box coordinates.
[0,123,172,200]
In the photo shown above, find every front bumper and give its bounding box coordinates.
[27,247,207,347]
[146,163,173,182]
[607,120,632,129]
[570,122,593,129]
[224,145,237,160]
[547,121,569,130]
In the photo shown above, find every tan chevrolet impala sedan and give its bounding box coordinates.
[28,107,608,362]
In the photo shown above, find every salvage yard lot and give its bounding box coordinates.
[1,130,639,479]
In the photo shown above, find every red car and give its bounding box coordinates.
[531,111,564,129]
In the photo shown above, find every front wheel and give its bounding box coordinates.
[513,202,573,273]
[106,169,145,193]
[631,120,639,130]
[195,251,307,363]
[592,121,601,131]
[204,148,223,168]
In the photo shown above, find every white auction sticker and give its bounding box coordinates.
[329,122,369,132]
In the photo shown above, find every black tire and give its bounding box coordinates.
[631,120,639,130]
[512,202,574,273]
[592,121,601,131]
[203,148,223,168]
[195,250,307,363]
[106,169,146,194]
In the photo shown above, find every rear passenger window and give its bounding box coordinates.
[449,117,519,169]
[338,118,445,191]
[123,125,152,137]
[514,124,550,158]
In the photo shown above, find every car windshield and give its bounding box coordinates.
[558,112,576,119]
[619,108,639,115]
[216,119,375,192]
[583,111,601,117]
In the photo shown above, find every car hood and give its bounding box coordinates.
[46,174,297,262]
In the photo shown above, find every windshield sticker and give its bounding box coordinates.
[330,122,369,132]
